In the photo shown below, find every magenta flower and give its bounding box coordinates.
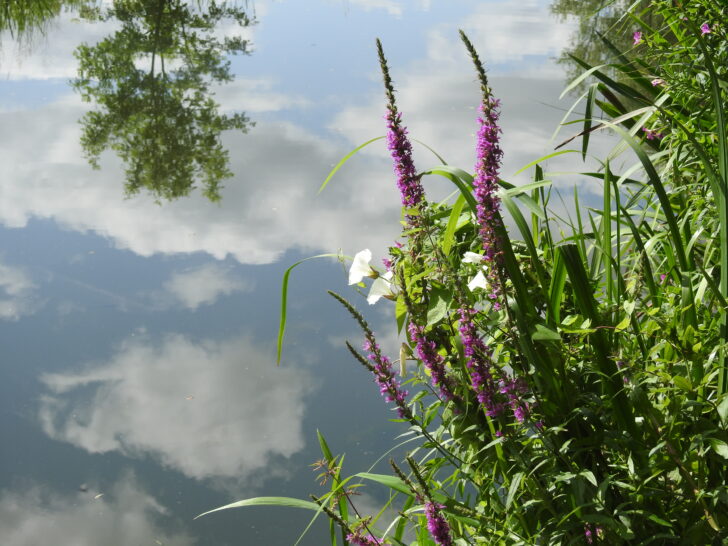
[499,376,530,423]
[424,502,453,546]
[363,338,409,418]
[458,306,501,416]
[473,99,503,263]
[346,531,380,546]
[642,127,664,140]
[585,525,594,544]
[408,322,458,401]
[378,39,424,212]
[701,23,711,34]
[386,110,424,209]
[633,31,642,45]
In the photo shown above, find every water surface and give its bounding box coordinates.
[0,1,579,543]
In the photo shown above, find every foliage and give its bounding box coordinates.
[72,0,253,202]
[201,0,728,543]
[0,0,86,40]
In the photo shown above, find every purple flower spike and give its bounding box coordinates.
[363,339,409,418]
[642,127,664,140]
[386,110,424,209]
[346,531,380,546]
[701,23,711,34]
[499,376,530,423]
[473,99,504,262]
[633,31,642,45]
[585,525,594,544]
[408,322,458,401]
[425,502,453,546]
[457,306,501,416]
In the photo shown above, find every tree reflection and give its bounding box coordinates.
[0,0,85,38]
[72,0,253,202]
[550,0,652,86]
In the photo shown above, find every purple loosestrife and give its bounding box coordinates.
[330,291,411,420]
[459,31,504,306]
[377,39,424,211]
[473,99,504,265]
[499,376,529,423]
[363,338,409,417]
[424,501,454,546]
[457,305,502,416]
[408,322,458,401]
[346,531,381,546]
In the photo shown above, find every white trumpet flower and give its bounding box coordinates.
[468,269,488,291]
[462,251,484,264]
[367,271,396,304]
[348,249,377,285]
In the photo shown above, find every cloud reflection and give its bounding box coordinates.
[0,0,585,265]
[39,334,312,480]
[162,264,252,310]
[0,475,193,545]
[0,95,403,263]
[0,260,37,320]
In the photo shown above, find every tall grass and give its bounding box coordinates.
[200,1,728,543]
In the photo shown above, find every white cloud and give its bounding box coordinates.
[0,13,116,80]
[0,93,404,263]
[415,0,575,73]
[162,263,252,309]
[214,78,310,113]
[38,333,312,481]
[0,260,37,320]
[0,476,193,546]
[345,0,403,17]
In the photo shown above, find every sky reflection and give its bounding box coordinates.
[39,333,312,481]
[0,1,585,543]
[0,473,194,545]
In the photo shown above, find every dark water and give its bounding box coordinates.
[0,1,579,544]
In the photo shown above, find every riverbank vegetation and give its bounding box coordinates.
[202,0,727,543]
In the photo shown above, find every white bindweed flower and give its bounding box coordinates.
[462,251,484,264]
[349,249,377,285]
[368,271,396,304]
[468,269,488,291]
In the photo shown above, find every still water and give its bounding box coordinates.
[0,1,578,543]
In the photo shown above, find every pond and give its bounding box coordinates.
[0,1,582,543]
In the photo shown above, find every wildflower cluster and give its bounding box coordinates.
[210,3,728,543]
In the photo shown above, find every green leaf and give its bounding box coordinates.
[532,324,561,342]
[673,375,692,392]
[717,395,728,423]
[582,83,596,160]
[441,194,466,257]
[581,470,597,487]
[317,429,334,462]
[513,150,579,176]
[647,514,673,528]
[426,288,451,326]
[277,253,342,364]
[195,497,320,520]
[614,316,631,332]
[420,166,477,212]
[505,472,523,510]
[319,136,384,193]
[354,473,413,497]
[710,439,728,459]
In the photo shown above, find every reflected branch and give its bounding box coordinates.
[72,0,255,202]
